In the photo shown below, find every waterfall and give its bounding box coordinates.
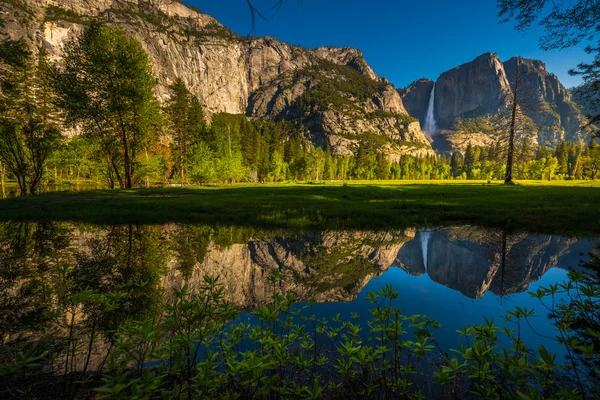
[424,83,438,135]
[420,231,432,273]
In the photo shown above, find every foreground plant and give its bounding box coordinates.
[1,270,598,399]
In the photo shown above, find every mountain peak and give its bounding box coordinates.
[475,52,499,61]
[400,52,586,149]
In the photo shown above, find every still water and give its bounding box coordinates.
[1,221,598,397]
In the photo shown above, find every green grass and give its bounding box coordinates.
[0,180,599,236]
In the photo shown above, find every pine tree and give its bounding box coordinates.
[450,152,463,178]
[0,41,62,195]
[464,144,476,177]
[323,142,334,180]
[375,153,391,180]
[166,78,192,182]
[555,141,569,176]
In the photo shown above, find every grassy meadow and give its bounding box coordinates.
[1,180,598,235]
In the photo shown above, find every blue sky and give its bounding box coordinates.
[188,0,592,88]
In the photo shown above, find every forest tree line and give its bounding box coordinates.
[0,22,599,195]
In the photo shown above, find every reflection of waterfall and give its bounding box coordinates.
[424,83,437,135]
[420,231,432,272]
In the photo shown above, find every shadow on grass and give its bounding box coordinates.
[0,184,598,236]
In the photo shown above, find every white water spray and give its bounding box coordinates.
[423,83,438,135]
[420,231,432,273]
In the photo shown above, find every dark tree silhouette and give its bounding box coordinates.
[497,0,599,50]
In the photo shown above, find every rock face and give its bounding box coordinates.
[434,53,512,130]
[503,57,586,145]
[571,83,599,124]
[400,52,587,149]
[431,130,495,156]
[397,78,434,124]
[0,0,433,158]
[164,225,584,306]
[164,229,413,307]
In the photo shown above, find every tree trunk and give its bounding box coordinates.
[180,140,185,183]
[119,114,133,189]
[0,161,5,199]
[124,142,132,189]
[498,231,508,304]
[76,167,80,190]
[17,174,27,196]
[145,149,149,188]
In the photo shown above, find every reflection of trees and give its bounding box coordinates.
[170,225,211,279]
[0,223,169,398]
[0,221,73,338]
[71,225,168,335]
[483,230,527,305]
[558,247,600,391]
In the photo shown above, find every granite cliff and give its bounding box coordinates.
[401,53,587,152]
[0,0,433,158]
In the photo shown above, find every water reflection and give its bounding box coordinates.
[1,221,595,332]
[397,228,584,299]
[1,221,597,398]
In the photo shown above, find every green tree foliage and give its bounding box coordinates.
[1,19,596,192]
[0,41,62,195]
[187,142,216,184]
[582,139,600,179]
[165,78,205,182]
[450,152,463,177]
[452,116,495,134]
[497,0,599,50]
[47,135,100,185]
[53,22,160,189]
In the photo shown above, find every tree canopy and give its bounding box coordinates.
[53,22,160,189]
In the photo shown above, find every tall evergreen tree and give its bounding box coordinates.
[450,152,463,178]
[0,41,62,195]
[375,153,391,180]
[464,144,476,176]
[166,78,190,181]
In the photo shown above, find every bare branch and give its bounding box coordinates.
[245,0,298,34]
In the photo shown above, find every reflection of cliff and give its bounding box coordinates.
[164,229,414,307]
[489,235,574,296]
[0,221,589,318]
[396,228,576,299]
[1,221,592,383]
